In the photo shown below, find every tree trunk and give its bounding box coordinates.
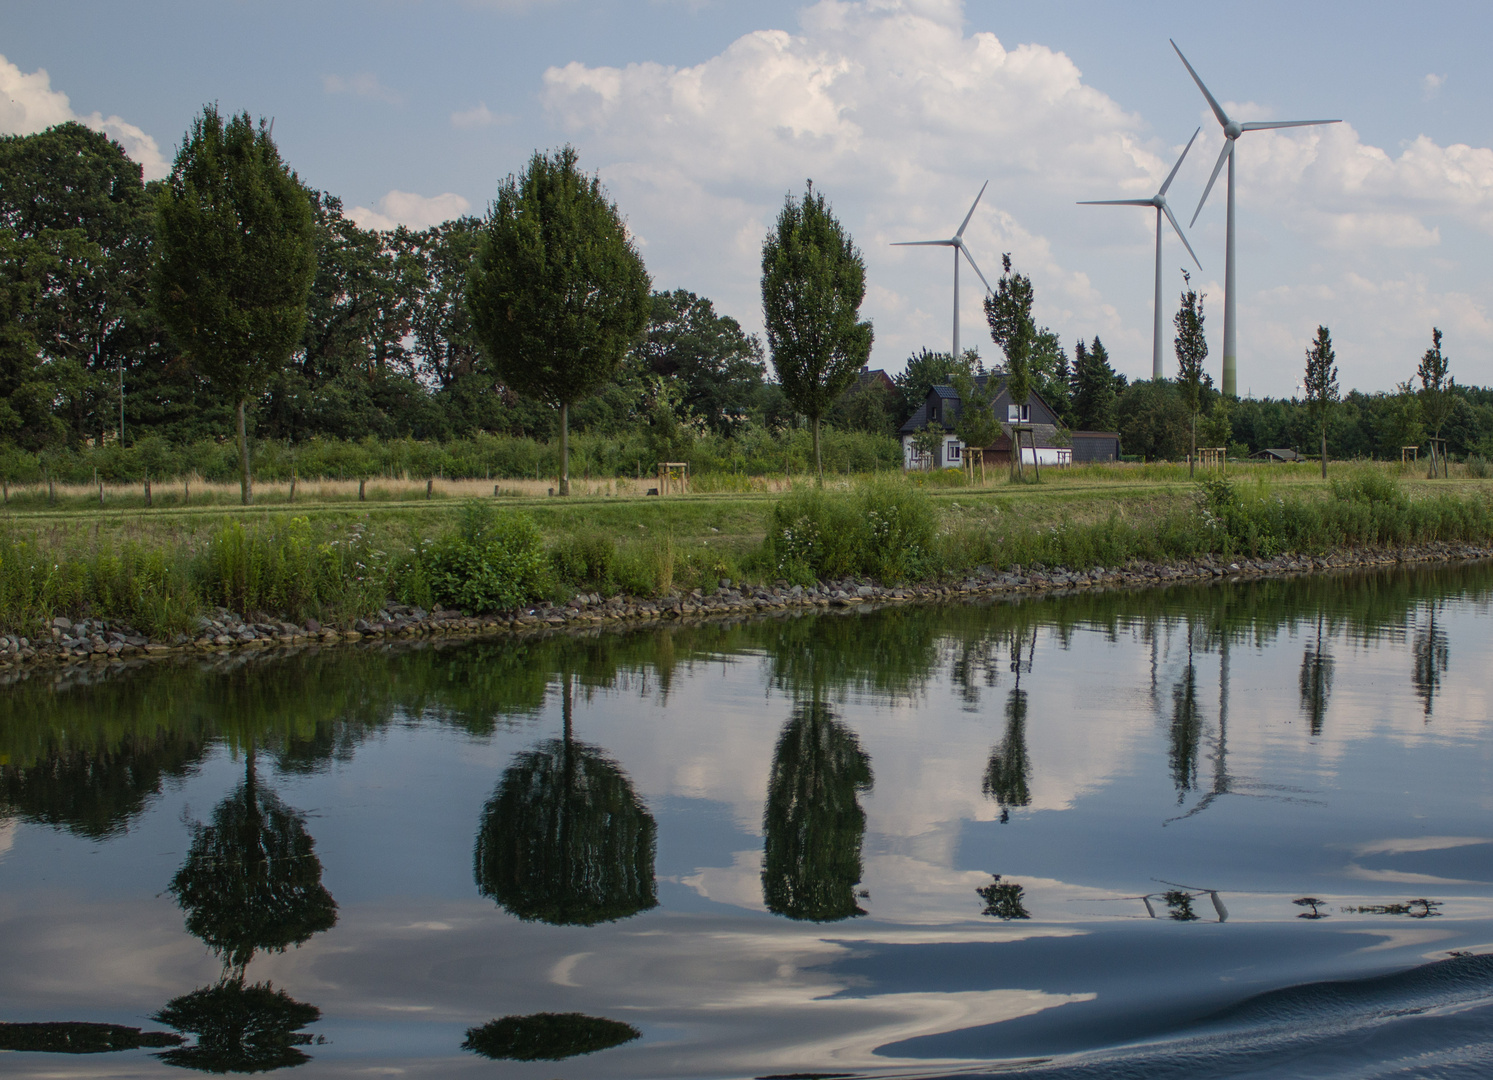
[236,399,253,506]
[559,401,570,496]
[812,417,822,482]
[289,468,297,503]
[144,475,152,507]
[1321,425,1327,480]
[359,477,366,501]
[1189,413,1196,479]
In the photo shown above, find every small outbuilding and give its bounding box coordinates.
[1252,448,1306,464]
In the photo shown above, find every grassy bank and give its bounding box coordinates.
[2,462,1491,638]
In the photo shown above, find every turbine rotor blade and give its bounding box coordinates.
[1240,119,1341,131]
[956,240,994,294]
[1170,40,1230,128]
[955,180,989,239]
[891,239,955,247]
[1077,199,1156,206]
[1158,127,1201,197]
[1191,138,1233,228]
[1162,202,1203,271]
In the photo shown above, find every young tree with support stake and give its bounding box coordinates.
[1173,287,1207,478]
[152,107,316,506]
[1303,325,1338,479]
[467,146,650,496]
[985,255,1036,478]
[1417,327,1454,479]
[761,181,873,479]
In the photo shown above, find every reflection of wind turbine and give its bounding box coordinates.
[1079,129,1203,380]
[1172,39,1340,399]
[892,182,994,360]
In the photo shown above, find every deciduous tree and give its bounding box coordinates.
[761,181,873,478]
[468,146,651,495]
[1174,287,1208,477]
[1303,325,1338,478]
[152,106,316,504]
[985,255,1037,475]
[1418,327,1454,477]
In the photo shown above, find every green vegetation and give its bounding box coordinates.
[761,180,873,476]
[153,106,317,504]
[468,146,651,496]
[1,462,1491,641]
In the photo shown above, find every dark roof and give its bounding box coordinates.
[1254,448,1305,462]
[932,384,961,399]
[997,422,1067,449]
[899,401,936,436]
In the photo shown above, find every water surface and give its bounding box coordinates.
[4,564,1493,1077]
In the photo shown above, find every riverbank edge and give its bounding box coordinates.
[4,539,1491,679]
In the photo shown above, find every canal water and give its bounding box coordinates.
[3,563,1493,1078]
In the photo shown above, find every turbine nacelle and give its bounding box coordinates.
[1223,120,1243,140]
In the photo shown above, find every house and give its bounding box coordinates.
[897,374,1121,469]
[1252,448,1306,463]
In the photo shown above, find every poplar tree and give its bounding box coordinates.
[1174,288,1207,477]
[1417,327,1454,477]
[985,255,1036,475]
[468,146,651,495]
[761,181,873,478]
[152,106,316,505]
[1303,325,1338,479]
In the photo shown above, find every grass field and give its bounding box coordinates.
[1,459,1489,637]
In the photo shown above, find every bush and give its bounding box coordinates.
[551,531,620,594]
[426,503,549,613]
[764,479,935,583]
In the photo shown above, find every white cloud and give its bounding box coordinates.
[0,53,167,179]
[349,189,473,231]
[450,101,511,128]
[1423,73,1445,101]
[323,72,403,105]
[539,0,1493,393]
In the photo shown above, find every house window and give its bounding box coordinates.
[946,441,961,462]
[1007,403,1030,422]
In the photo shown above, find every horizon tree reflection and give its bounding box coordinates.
[162,744,334,1071]
[762,701,873,922]
[475,673,658,926]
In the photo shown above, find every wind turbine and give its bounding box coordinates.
[1079,128,1204,380]
[892,182,994,360]
[1172,40,1340,398]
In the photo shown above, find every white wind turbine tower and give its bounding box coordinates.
[1079,128,1204,380]
[891,182,994,361]
[1172,39,1340,398]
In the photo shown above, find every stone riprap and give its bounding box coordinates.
[4,540,1491,674]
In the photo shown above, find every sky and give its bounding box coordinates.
[4,0,1493,397]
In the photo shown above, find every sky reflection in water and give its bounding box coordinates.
[2,563,1493,1077]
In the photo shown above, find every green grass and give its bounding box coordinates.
[3,461,1491,637]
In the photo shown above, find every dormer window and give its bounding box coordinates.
[1007,403,1030,422]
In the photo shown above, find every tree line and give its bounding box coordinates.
[5,111,1490,490]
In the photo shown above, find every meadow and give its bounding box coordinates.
[2,459,1490,640]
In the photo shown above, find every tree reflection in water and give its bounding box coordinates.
[762,701,873,922]
[1169,650,1203,801]
[1299,613,1334,737]
[161,746,335,1071]
[976,874,1031,920]
[169,749,338,977]
[1412,603,1450,719]
[475,673,658,926]
[151,981,321,1073]
[983,630,1035,823]
[462,1012,640,1061]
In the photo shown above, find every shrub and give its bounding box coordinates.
[764,479,935,583]
[426,502,549,613]
[552,531,619,594]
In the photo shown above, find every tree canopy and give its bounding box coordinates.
[761,181,873,477]
[467,145,651,494]
[1304,325,1338,478]
[152,106,316,504]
